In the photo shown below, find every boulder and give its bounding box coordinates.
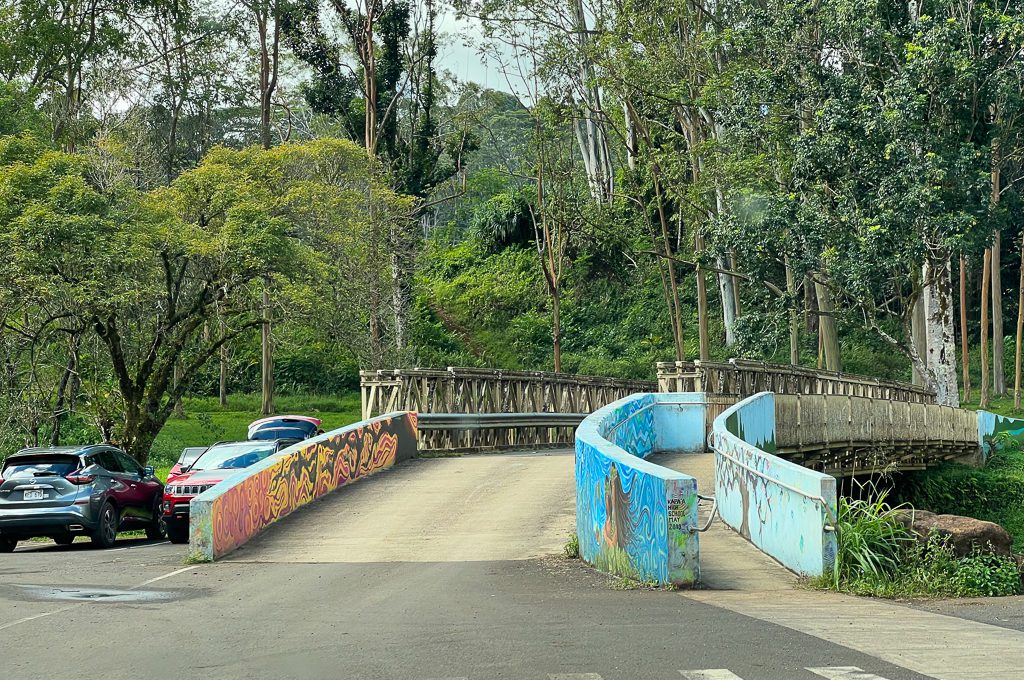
[891,509,1013,557]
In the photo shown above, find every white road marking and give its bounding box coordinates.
[549,675,603,679]
[807,668,892,680]
[132,566,195,588]
[0,564,196,631]
[679,671,744,680]
[0,605,76,632]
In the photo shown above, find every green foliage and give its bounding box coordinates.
[829,491,914,588]
[412,235,683,377]
[895,438,1024,552]
[564,533,580,559]
[817,491,1022,598]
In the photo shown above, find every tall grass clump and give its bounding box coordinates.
[827,490,913,590]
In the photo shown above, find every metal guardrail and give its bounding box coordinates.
[416,412,588,431]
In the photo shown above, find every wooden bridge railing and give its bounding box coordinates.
[774,394,978,476]
[360,367,656,450]
[658,359,935,404]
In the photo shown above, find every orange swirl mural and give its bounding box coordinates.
[191,412,418,559]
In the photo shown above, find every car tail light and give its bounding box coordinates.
[66,473,96,484]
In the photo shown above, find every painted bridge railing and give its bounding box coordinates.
[575,393,704,586]
[577,388,1005,581]
[190,412,418,560]
[712,392,839,576]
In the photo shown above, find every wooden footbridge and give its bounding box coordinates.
[360,360,981,476]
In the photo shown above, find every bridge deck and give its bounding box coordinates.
[649,452,795,591]
[226,449,576,563]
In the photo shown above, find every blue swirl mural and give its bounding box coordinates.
[575,394,699,586]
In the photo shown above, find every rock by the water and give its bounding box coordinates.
[892,509,1013,557]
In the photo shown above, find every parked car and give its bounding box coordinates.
[162,439,289,544]
[168,446,207,481]
[247,415,322,443]
[0,445,165,552]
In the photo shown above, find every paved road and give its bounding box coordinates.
[2,541,930,680]
[0,450,1021,679]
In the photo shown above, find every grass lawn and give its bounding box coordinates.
[149,392,362,469]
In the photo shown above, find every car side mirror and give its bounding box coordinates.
[142,466,155,478]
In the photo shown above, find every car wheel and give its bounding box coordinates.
[90,502,119,549]
[53,534,74,546]
[0,538,16,553]
[166,524,189,545]
[146,503,166,540]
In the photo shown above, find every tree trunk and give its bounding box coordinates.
[623,102,637,172]
[785,255,799,365]
[654,248,681,361]
[261,283,274,416]
[119,411,166,465]
[390,222,411,357]
[1015,240,1024,412]
[552,284,562,372]
[815,281,841,372]
[219,343,229,408]
[696,235,711,360]
[923,257,960,407]
[652,172,685,361]
[992,141,1005,396]
[172,362,184,417]
[50,350,77,446]
[911,285,927,386]
[981,247,992,408]
[729,250,742,317]
[993,236,1006,395]
[960,255,971,402]
[716,256,737,347]
[255,3,280,151]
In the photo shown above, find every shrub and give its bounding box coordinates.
[817,489,1022,598]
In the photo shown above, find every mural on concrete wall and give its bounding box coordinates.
[713,393,837,576]
[978,410,1024,457]
[576,395,698,586]
[193,412,417,559]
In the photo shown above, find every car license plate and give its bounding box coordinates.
[24,490,45,501]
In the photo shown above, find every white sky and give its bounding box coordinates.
[435,11,510,91]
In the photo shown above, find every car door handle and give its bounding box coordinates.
[130,484,137,488]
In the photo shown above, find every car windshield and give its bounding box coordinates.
[250,427,312,442]
[190,442,277,471]
[178,447,206,467]
[2,455,80,478]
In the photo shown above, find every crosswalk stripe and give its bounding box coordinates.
[548,675,603,679]
[806,667,891,680]
[679,671,744,680]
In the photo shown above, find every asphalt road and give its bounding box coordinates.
[0,451,1018,680]
[2,539,933,680]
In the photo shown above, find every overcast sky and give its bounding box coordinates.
[434,12,510,91]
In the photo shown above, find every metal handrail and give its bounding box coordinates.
[713,432,838,531]
[417,412,587,431]
[692,494,719,533]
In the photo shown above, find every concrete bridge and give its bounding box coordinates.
[7,362,1024,680]
[192,362,1003,578]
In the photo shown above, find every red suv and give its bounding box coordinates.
[162,440,283,543]
[162,416,321,544]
